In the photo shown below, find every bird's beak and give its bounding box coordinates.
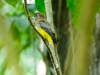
[32,16,35,19]
[31,17,36,23]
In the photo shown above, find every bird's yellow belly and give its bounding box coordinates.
[36,27,53,45]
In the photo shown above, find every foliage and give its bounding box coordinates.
[66,0,100,40]
[1,0,100,75]
[0,0,42,75]
[66,0,100,30]
[35,0,45,13]
[5,0,19,7]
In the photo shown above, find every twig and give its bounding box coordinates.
[24,0,62,75]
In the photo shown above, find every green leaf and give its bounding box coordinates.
[9,23,21,40]
[13,16,29,32]
[5,0,19,7]
[96,0,100,13]
[66,0,100,41]
[66,0,81,29]
[66,0,100,30]
[35,0,45,13]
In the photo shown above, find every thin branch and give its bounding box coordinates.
[24,0,62,75]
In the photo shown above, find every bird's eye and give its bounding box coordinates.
[34,14,39,17]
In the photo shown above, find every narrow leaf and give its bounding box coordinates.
[5,0,19,7]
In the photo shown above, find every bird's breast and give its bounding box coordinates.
[36,26,53,46]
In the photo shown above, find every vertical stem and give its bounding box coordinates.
[44,0,62,75]
[44,0,54,27]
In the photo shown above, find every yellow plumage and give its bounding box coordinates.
[36,27,53,46]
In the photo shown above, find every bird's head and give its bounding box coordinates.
[32,13,45,21]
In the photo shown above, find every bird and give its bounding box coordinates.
[32,12,58,48]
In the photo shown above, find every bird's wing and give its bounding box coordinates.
[39,20,58,44]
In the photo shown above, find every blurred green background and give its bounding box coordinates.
[0,0,100,75]
[0,0,43,75]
